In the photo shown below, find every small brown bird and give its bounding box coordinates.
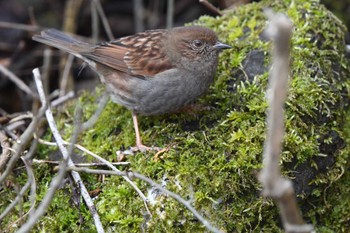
[33,26,231,151]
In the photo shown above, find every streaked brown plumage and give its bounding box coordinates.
[33,26,231,151]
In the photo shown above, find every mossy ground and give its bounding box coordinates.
[1,0,350,232]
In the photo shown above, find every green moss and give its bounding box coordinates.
[1,0,349,232]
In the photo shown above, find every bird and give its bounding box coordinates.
[33,26,231,151]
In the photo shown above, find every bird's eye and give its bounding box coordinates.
[192,40,203,48]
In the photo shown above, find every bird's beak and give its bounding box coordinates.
[213,42,232,50]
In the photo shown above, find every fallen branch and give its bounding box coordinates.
[0,64,38,99]
[259,9,313,233]
[199,0,222,16]
[32,159,130,167]
[67,167,224,233]
[17,68,104,233]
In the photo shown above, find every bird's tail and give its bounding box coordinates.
[33,29,95,64]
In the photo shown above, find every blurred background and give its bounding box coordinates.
[0,0,349,114]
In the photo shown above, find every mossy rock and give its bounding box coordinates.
[2,0,349,232]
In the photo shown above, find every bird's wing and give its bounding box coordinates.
[84,30,175,77]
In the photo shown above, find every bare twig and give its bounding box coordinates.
[80,94,109,131]
[6,120,26,132]
[0,64,38,99]
[133,0,145,32]
[32,159,130,167]
[91,0,114,40]
[199,0,222,16]
[59,54,75,97]
[0,21,43,32]
[17,68,104,233]
[9,112,33,123]
[35,136,152,218]
[41,48,52,95]
[259,9,313,233]
[2,155,37,229]
[0,178,31,222]
[68,167,224,233]
[0,95,46,185]
[51,90,75,107]
[17,157,69,233]
[0,154,36,224]
[0,131,11,172]
[58,0,84,95]
[62,0,84,33]
[91,1,99,43]
[23,140,39,214]
[166,0,174,29]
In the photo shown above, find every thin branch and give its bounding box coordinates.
[0,64,38,99]
[17,68,104,233]
[41,48,52,95]
[91,0,114,40]
[0,95,46,185]
[0,178,31,222]
[199,0,222,16]
[0,21,43,32]
[17,156,69,233]
[32,159,130,167]
[6,120,26,132]
[51,91,75,107]
[166,0,174,29]
[59,54,75,97]
[259,9,313,233]
[0,131,11,172]
[80,94,109,131]
[133,0,145,32]
[2,155,37,229]
[35,136,152,218]
[23,140,39,215]
[68,167,224,233]
[91,0,100,43]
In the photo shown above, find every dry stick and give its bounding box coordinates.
[41,49,52,95]
[0,131,10,172]
[32,159,130,167]
[62,0,83,34]
[23,140,39,216]
[259,9,313,233]
[35,137,153,218]
[0,64,38,99]
[2,156,37,230]
[91,0,100,43]
[59,54,75,97]
[0,157,32,222]
[0,21,43,32]
[59,0,84,95]
[133,0,145,32]
[0,142,37,226]
[166,0,174,29]
[51,91,75,107]
[6,120,26,132]
[0,125,18,140]
[80,94,109,131]
[9,112,33,123]
[17,68,104,233]
[0,179,31,222]
[199,0,222,16]
[36,134,222,233]
[92,0,114,40]
[0,98,46,185]
[68,167,224,233]
[17,158,69,233]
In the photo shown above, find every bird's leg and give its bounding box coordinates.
[131,112,160,152]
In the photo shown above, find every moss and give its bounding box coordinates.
[1,0,349,232]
